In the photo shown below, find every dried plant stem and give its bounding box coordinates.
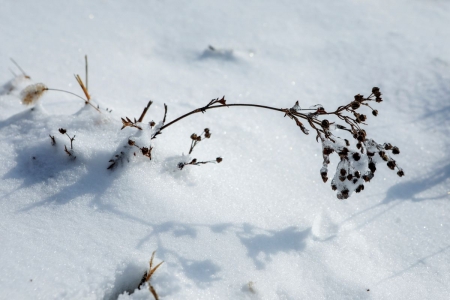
[45,88,100,112]
[85,55,88,91]
[10,58,30,78]
[74,74,90,102]
[153,103,319,139]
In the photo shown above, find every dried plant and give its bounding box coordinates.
[137,251,164,300]
[58,128,76,159]
[20,83,47,105]
[115,89,402,199]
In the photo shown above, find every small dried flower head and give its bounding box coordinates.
[323,147,334,155]
[58,128,67,135]
[384,143,393,150]
[205,132,211,138]
[351,101,360,110]
[397,169,405,177]
[354,94,364,101]
[339,176,346,182]
[347,174,353,181]
[341,189,349,199]
[204,128,210,134]
[372,87,380,94]
[354,171,361,178]
[372,110,378,116]
[387,160,396,170]
[216,157,223,163]
[321,119,330,129]
[375,97,383,103]
[368,161,376,173]
[128,139,135,146]
[340,169,347,176]
[392,146,400,155]
[190,133,198,140]
[21,83,47,105]
[150,121,156,127]
[352,152,361,161]
[345,139,350,146]
[331,184,337,191]
[196,136,202,141]
[358,114,367,122]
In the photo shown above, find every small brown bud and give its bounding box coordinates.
[359,114,367,122]
[369,162,376,173]
[354,94,364,101]
[321,119,330,129]
[323,147,334,155]
[354,171,361,178]
[205,132,211,138]
[356,143,362,149]
[397,170,405,177]
[128,139,135,146]
[150,121,156,127]
[216,157,223,163]
[191,158,197,164]
[372,87,380,93]
[58,128,67,135]
[204,128,210,133]
[339,176,346,182]
[384,143,393,150]
[376,97,383,103]
[367,151,375,157]
[341,189,349,199]
[372,110,378,116]
[347,174,353,181]
[351,101,360,110]
[196,136,202,141]
[345,139,350,147]
[352,152,361,161]
[387,160,396,170]
[340,169,347,176]
[190,133,198,140]
[353,178,358,184]
[392,146,400,155]
[331,184,337,191]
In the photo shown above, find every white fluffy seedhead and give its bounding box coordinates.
[20,83,47,105]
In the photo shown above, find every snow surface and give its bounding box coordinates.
[1,0,449,299]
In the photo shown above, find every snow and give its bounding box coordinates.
[1,0,449,299]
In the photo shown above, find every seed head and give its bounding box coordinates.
[392,146,400,155]
[352,152,361,161]
[190,133,198,140]
[397,169,405,177]
[372,110,378,116]
[58,128,67,135]
[321,119,330,129]
[216,157,223,163]
[21,83,47,105]
[351,101,360,110]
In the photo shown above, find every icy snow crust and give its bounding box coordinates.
[1,0,450,299]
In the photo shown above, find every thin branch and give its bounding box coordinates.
[10,58,30,78]
[85,55,88,92]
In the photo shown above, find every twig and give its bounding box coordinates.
[10,58,30,79]
[85,55,88,92]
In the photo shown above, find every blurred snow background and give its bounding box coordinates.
[0,0,449,299]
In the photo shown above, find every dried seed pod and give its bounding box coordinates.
[190,133,198,140]
[354,94,364,101]
[331,184,337,191]
[372,110,378,116]
[59,128,67,134]
[397,169,405,177]
[387,160,396,170]
[128,139,135,146]
[204,128,210,133]
[150,121,156,127]
[372,87,380,93]
[384,143,393,150]
[340,169,347,176]
[205,132,211,138]
[196,136,202,141]
[368,162,376,173]
[321,119,330,129]
[216,157,223,163]
[347,174,353,181]
[352,178,358,184]
[341,189,349,199]
[339,176,346,182]
[392,146,400,155]
[359,114,367,122]
[323,147,334,155]
[352,152,361,161]
[351,101,360,110]
[354,171,361,178]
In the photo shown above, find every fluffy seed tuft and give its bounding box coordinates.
[20,83,47,105]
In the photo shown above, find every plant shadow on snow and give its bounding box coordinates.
[198,46,237,62]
